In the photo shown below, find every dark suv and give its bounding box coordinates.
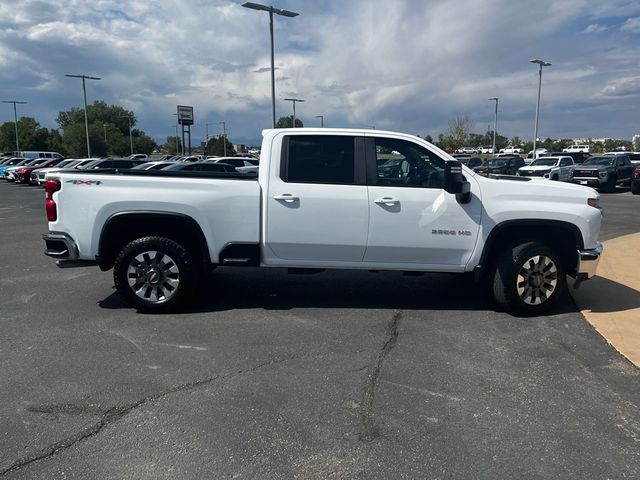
[473,156,525,176]
[550,151,591,164]
[78,159,145,170]
[571,155,635,192]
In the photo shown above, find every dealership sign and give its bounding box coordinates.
[177,105,194,125]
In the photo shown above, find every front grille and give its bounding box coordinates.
[573,170,598,177]
[521,170,546,177]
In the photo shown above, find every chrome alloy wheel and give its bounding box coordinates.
[127,250,180,303]
[516,255,558,305]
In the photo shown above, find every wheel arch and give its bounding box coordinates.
[477,220,584,279]
[97,211,212,271]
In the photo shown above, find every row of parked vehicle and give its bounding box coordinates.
[453,151,640,194]
[0,154,260,186]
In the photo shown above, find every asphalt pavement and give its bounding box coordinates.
[0,182,639,479]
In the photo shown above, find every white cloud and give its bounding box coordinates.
[620,17,640,33]
[583,24,607,33]
[601,76,640,97]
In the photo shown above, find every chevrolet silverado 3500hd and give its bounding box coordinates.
[42,128,603,316]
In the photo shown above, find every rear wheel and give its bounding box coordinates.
[492,241,566,316]
[601,176,616,193]
[632,182,640,195]
[113,236,199,312]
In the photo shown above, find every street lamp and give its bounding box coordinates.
[283,98,304,127]
[65,74,101,158]
[488,97,498,154]
[217,121,227,156]
[103,123,108,142]
[2,100,27,155]
[315,115,324,127]
[205,122,216,154]
[529,59,552,159]
[120,115,133,155]
[241,2,299,129]
[171,124,179,155]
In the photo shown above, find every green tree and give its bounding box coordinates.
[445,116,474,148]
[424,134,434,143]
[275,116,303,128]
[205,135,236,156]
[0,117,50,152]
[163,136,183,155]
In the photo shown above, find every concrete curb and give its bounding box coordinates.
[570,232,640,367]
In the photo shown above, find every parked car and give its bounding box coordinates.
[162,161,236,172]
[13,158,65,185]
[132,161,177,170]
[632,166,640,195]
[474,156,526,176]
[207,157,259,173]
[127,154,149,161]
[479,146,494,154]
[500,146,523,154]
[31,159,84,185]
[77,159,145,170]
[526,149,552,162]
[457,147,478,154]
[549,151,591,164]
[456,156,484,169]
[627,152,640,165]
[571,155,635,192]
[562,144,590,153]
[0,158,29,177]
[517,156,574,181]
[4,158,49,181]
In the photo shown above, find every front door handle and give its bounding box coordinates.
[273,194,299,203]
[374,197,399,206]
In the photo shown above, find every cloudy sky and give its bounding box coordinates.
[1,0,639,146]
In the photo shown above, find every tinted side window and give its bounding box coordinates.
[284,135,355,184]
[373,137,445,188]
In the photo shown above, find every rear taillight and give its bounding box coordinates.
[44,179,61,221]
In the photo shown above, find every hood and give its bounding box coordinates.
[520,165,554,171]
[574,165,609,171]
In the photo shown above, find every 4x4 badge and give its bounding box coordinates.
[66,180,102,185]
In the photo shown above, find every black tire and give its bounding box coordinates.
[632,182,640,195]
[492,241,566,316]
[113,236,199,312]
[551,174,559,181]
[601,176,616,193]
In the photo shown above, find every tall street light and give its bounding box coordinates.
[171,125,179,155]
[315,115,324,127]
[65,74,101,158]
[530,59,551,159]
[242,2,299,129]
[217,121,227,156]
[284,98,304,127]
[120,114,133,155]
[488,97,498,154]
[205,122,216,154]
[2,100,27,155]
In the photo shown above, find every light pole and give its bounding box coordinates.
[530,59,551,159]
[217,121,227,156]
[2,100,27,155]
[171,125,179,155]
[283,98,304,127]
[241,2,299,129]
[103,123,108,142]
[315,115,324,127]
[65,74,101,158]
[120,115,133,155]
[205,122,216,154]
[488,97,498,154]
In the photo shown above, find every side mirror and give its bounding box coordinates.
[444,160,472,204]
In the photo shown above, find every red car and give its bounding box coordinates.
[13,158,65,185]
[632,165,640,195]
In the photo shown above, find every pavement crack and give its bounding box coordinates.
[358,310,402,442]
[0,354,298,477]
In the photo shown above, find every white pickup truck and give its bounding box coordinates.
[42,128,603,316]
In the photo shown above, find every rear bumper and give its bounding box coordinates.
[43,232,96,268]
[574,243,603,286]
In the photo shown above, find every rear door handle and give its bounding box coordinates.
[273,194,299,203]
[374,197,399,206]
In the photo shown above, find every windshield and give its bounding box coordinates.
[531,159,557,166]
[80,160,103,169]
[583,157,613,166]
[132,162,154,169]
[487,159,507,167]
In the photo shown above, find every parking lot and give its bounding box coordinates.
[1,181,639,479]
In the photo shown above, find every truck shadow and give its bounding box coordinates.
[569,275,640,314]
[99,267,590,316]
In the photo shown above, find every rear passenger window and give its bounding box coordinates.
[283,135,355,184]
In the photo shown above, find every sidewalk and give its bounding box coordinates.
[570,232,640,367]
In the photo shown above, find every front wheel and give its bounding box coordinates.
[492,241,566,316]
[113,236,199,312]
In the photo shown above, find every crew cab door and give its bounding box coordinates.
[559,158,574,181]
[364,135,481,268]
[264,133,369,264]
